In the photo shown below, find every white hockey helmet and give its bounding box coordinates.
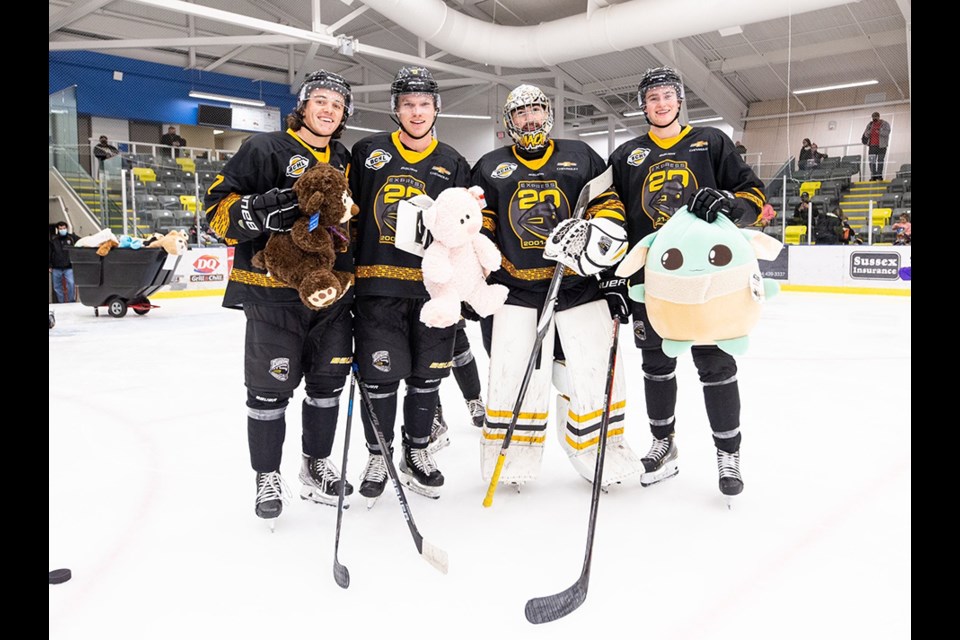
[502,84,554,152]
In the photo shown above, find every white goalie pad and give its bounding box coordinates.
[553,301,644,486]
[543,217,629,277]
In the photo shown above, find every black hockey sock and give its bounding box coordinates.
[359,381,398,454]
[642,349,678,440]
[403,379,440,442]
[452,352,482,400]
[301,396,338,459]
[248,415,286,473]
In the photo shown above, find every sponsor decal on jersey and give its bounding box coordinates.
[285,155,311,179]
[431,165,451,175]
[555,161,579,171]
[329,356,353,364]
[269,357,290,382]
[365,149,392,170]
[491,162,518,179]
[372,350,391,373]
[689,140,709,152]
[627,148,651,166]
[429,361,454,369]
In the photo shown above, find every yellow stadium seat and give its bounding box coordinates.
[132,167,157,182]
[785,225,807,245]
[179,195,200,213]
[870,207,893,227]
[799,181,821,198]
[176,157,196,173]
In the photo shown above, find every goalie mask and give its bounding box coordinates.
[503,84,554,152]
[295,70,354,138]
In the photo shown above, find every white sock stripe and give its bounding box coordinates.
[713,426,740,439]
[702,374,738,387]
[644,371,677,382]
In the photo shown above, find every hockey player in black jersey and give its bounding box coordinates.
[205,71,356,527]
[472,84,643,488]
[348,66,472,504]
[608,66,767,503]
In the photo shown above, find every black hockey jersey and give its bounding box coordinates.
[349,131,471,299]
[470,139,624,307]
[608,125,765,248]
[204,128,351,309]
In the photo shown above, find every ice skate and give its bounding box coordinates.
[298,455,353,508]
[639,434,679,487]
[717,448,743,509]
[427,403,450,454]
[465,396,485,428]
[400,443,444,499]
[255,471,290,532]
[358,452,389,510]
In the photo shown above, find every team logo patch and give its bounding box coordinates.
[633,320,647,342]
[690,140,709,148]
[491,162,517,179]
[365,149,392,170]
[285,155,311,179]
[372,350,391,373]
[269,357,290,382]
[627,148,651,166]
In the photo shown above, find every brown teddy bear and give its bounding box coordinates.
[251,163,358,310]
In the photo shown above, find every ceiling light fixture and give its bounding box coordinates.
[623,110,644,117]
[213,129,224,135]
[437,113,492,120]
[579,128,627,137]
[346,125,383,133]
[688,116,723,124]
[189,91,266,107]
[791,80,878,95]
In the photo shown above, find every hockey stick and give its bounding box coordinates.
[524,315,621,624]
[482,166,613,508]
[332,372,356,589]
[350,364,449,575]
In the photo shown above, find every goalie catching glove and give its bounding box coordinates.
[543,217,629,277]
[238,188,301,233]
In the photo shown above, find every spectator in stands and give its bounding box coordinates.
[813,205,842,245]
[790,191,818,225]
[735,141,747,158]
[836,207,862,245]
[93,135,119,178]
[891,212,911,245]
[861,112,891,181]
[49,220,80,303]
[160,126,187,158]
[808,143,827,168]
[798,138,813,170]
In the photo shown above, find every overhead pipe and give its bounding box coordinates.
[358,0,859,68]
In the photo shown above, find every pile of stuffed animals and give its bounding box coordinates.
[75,228,188,257]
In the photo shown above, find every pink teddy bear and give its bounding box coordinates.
[419,186,508,328]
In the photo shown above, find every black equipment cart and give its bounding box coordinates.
[68,247,182,318]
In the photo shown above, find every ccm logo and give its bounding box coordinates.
[192,255,221,274]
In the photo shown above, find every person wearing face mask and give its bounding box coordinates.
[204,70,356,528]
[49,221,80,303]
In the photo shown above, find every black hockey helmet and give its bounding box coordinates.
[295,70,353,137]
[637,66,685,107]
[390,66,441,111]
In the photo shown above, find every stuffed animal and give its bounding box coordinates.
[143,229,188,256]
[251,163,357,310]
[418,186,508,328]
[615,205,783,357]
[76,228,120,256]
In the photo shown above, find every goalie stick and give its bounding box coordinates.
[482,166,614,508]
[351,364,449,575]
[332,372,356,589]
[524,315,621,624]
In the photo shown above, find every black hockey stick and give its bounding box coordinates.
[332,371,356,589]
[524,315,621,624]
[483,166,613,507]
[350,364,449,575]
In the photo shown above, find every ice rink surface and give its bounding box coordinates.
[49,291,910,639]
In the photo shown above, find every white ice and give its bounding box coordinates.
[49,291,911,639]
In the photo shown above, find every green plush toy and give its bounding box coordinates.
[614,205,783,357]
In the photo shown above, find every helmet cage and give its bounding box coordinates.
[502,84,554,151]
[390,66,441,112]
[637,67,685,109]
[298,71,354,117]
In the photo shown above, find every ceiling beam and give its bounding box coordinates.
[49,0,113,35]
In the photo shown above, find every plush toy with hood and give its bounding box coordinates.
[615,205,783,357]
[418,186,508,328]
[251,163,357,310]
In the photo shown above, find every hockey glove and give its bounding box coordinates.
[238,188,300,233]
[598,274,630,324]
[544,217,629,277]
[687,187,735,223]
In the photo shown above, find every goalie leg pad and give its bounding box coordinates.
[481,304,554,484]
[554,302,644,485]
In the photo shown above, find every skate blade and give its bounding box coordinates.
[300,486,349,509]
[364,496,380,510]
[399,475,441,499]
[639,464,679,488]
[427,436,451,455]
[725,495,734,510]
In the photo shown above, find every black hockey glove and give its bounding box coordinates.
[687,187,736,223]
[238,188,300,233]
[598,274,630,324]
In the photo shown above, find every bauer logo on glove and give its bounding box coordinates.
[614,205,782,357]
[543,217,629,277]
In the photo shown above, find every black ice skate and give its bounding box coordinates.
[427,403,450,454]
[359,452,389,510]
[465,396,485,428]
[639,434,679,487]
[255,471,289,532]
[299,455,353,508]
[717,448,743,509]
[400,444,444,499]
